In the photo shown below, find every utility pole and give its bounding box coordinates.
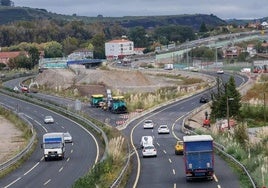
[227,97,234,130]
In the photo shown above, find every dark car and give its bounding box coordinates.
[199,96,209,103]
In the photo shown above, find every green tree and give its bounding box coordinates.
[199,22,208,33]
[62,37,79,56]
[226,76,242,118]
[210,76,241,120]
[128,26,148,47]
[90,34,105,59]
[8,53,31,69]
[27,46,40,69]
[44,41,63,58]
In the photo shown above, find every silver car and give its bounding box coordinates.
[63,132,73,143]
[142,145,157,157]
[158,125,170,134]
[44,116,54,124]
[143,120,154,129]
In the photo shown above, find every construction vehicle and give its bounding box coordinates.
[90,94,104,107]
[98,90,127,114]
[109,96,127,114]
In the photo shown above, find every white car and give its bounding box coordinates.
[158,125,170,134]
[44,116,54,124]
[63,132,73,143]
[217,69,224,74]
[140,136,153,148]
[142,145,157,157]
[143,120,154,129]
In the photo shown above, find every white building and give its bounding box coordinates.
[105,39,134,59]
[68,49,93,60]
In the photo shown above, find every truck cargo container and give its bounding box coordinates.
[183,135,214,181]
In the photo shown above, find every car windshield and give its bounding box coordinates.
[160,125,167,128]
[145,120,152,124]
[45,116,52,119]
[144,145,154,149]
[64,133,71,137]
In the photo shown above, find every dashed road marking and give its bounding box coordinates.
[44,179,51,186]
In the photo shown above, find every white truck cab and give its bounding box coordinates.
[41,132,65,161]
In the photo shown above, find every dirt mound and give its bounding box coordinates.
[35,68,180,95]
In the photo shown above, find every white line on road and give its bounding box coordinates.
[43,179,51,186]
[34,119,47,132]
[163,150,167,154]
[173,169,176,175]
[59,167,63,172]
[4,177,21,188]
[169,158,172,163]
[24,162,40,176]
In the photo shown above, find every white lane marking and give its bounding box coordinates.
[169,158,172,163]
[4,177,21,188]
[71,149,73,153]
[61,126,65,129]
[174,183,176,188]
[214,174,218,182]
[156,142,160,146]
[24,162,40,176]
[34,120,48,132]
[163,150,167,154]
[59,167,63,172]
[21,114,48,132]
[67,158,70,162]
[173,169,176,175]
[43,179,51,186]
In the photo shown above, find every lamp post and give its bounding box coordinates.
[227,97,234,130]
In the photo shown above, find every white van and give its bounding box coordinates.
[140,136,153,148]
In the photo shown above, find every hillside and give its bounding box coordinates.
[0,6,226,30]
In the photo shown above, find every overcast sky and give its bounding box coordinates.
[12,0,268,20]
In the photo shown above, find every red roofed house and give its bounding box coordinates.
[0,51,27,65]
[105,39,134,59]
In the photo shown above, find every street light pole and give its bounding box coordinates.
[227,97,234,130]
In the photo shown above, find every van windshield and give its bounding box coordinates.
[44,143,62,149]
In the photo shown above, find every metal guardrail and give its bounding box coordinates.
[110,141,131,188]
[0,104,36,172]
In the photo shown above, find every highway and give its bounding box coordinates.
[0,93,100,188]
[1,71,248,187]
[122,72,247,187]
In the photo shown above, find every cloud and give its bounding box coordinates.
[12,0,268,19]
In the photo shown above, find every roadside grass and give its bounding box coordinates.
[73,129,128,188]
[199,120,268,187]
[0,107,36,179]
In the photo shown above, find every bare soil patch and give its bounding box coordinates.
[0,116,26,164]
[34,67,205,96]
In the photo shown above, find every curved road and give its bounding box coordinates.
[0,93,99,188]
[1,71,248,187]
[123,72,247,187]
